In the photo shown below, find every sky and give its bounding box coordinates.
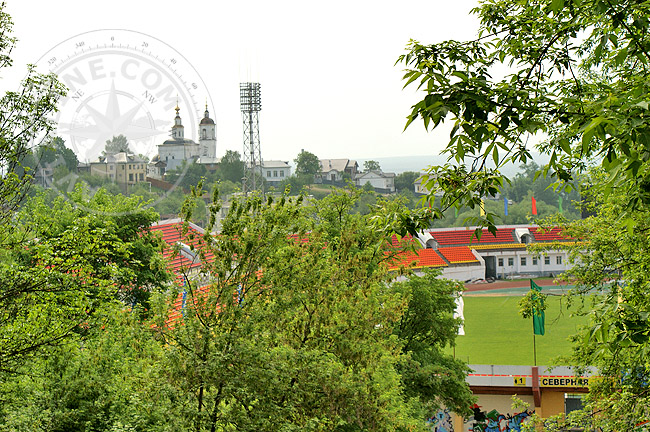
[2,0,480,163]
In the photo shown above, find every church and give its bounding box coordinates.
[148,103,217,178]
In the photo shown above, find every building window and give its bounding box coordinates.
[498,258,504,267]
[139,173,144,181]
[280,170,284,177]
[521,257,527,266]
[267,171,271,177]
[129,173,133,181]
[110,165,114,170]
[556,256,563,265]
[273,170,278,177]
[532,256,538,265]
[544,256,550,265]
[508,257,514,266]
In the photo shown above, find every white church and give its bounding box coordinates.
[149,104,217,178]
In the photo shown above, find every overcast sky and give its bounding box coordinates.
[2,0,479,162]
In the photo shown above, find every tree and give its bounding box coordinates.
[364,160,381,172]
[395,171,420,192]
[178,162,208,190]
[392,270,472,417]
[217,149,245,183]
[104,134,130,154]
[0,4,65,231]
[52,137,79,171]
[152,187,469,431]
[0,303,172,432]
[0,186,171,374]
[33,137,79,175]
[398,0,650,233]
[294,149,320,175]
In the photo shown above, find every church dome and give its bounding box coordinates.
[200,105,215,125]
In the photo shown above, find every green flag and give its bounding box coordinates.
[531,280,545,336]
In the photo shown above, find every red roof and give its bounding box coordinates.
[430,228,516,246]
[530,227,572,241]
[437,246,478,264]
[147,220,213,283]
[390,234,417,248]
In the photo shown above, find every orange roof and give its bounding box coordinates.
[388,249,447,270]
[437,246,478,264]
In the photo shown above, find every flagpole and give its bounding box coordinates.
[533,333,537,366]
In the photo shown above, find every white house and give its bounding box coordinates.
[355,170,396,193]
[316,159,359,183]
[260,160,291,185]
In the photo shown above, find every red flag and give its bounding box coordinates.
[532,197,538,215]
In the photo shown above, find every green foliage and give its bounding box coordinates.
[104,134,130,154]
[294,149,320,175]
[363,160,381,172]
[398,2,650,423]
[392,270,472,416]
[0,4,66,230]
[177,161,207,190]
[217,149,245,183]
[0,186,170,373]
[0,304,172,432]
[398,0,650,231]
[150,187,471,431]
[394,171,420,193]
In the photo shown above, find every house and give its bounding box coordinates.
[413,174,431,195]
[90,151,147,192]
[354,170,396,193]
[316,159,359,183]
[259,160,291,185]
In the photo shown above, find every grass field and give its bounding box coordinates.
[449,296,591,365]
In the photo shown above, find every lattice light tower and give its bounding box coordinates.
[240,82,263,195]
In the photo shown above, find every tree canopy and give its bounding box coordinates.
[218,149,245,183]
[0,187,171,374]
[399,0,650,232]
[294,149,320,175]
[147,187,470,431]
[104,134,130,154]
[364,160,381,172]
[0,6,65,230]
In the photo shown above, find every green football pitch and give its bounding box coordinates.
[449,296,592,365]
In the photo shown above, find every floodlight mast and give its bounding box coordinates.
[240,82,263,196]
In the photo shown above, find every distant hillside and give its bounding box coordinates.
[356,153,551,176]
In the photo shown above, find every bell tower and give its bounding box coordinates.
[199,104,216,158]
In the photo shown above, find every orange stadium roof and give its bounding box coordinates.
[437,246,479,264]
